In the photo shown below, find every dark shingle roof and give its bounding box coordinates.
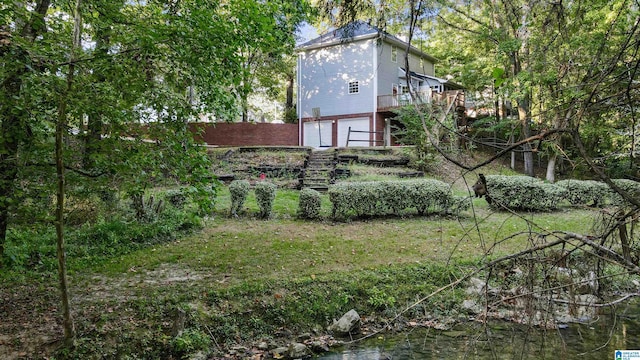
[297,20,380,48]
[297,21,437,63]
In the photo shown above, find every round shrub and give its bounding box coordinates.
[229,180,250,217]
[255,181,277,219]
[297,188,322,219]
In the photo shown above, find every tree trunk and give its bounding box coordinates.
[518,96,535,177]
[286,74,294,111]
[241,103,248,122]
[546,153,557,183]
[55,0,82,345]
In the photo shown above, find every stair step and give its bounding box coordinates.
[308,160,334,165]
[306,169,332,173]
[304,179,329,183]
[301,151,337,192]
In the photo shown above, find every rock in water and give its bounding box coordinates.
[329,309,360,335]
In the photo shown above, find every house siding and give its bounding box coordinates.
[376,41,436,97]
[299,38,376,119]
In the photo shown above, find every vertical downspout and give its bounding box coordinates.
[297,53,303,146]
[372,37,378,147]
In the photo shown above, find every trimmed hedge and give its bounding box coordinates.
[555,178,640,207]
[328,179,455,220]
[485,175,565,211]
[297,188,322,219]
[229,180,250,216]
[255,181,277,219]
[555,179,610,207]
[610,179,640,206]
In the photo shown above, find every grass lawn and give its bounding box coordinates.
[99,187,596,283]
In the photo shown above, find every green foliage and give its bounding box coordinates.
[171,328,211,357]
[3,189,203,271]
[366,286,396,310]
[229,180,251,216]
[610,179,640,207]
[392,104,434,148]
[297,188,322,219]
[284,106,298,124]
[556,180,611,207]
[392,105,449,172]
[254,181,277,219]
[165,188,188,209]
[328,179,455,220]
[554,178,640,208]
[485,175,566,211]
[0,0,310,258]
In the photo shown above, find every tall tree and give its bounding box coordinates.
[0,0,52,260]
[231,0,309,122]
[55,0,82,344]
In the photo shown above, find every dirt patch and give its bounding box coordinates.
[0,264,214,359]
[0,282,63,360]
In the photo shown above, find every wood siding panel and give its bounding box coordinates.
[376,42,436,97]
[299,39,375,119]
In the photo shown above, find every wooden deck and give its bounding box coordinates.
[377,90,465,112]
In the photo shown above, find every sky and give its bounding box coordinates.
[296,22,320,45]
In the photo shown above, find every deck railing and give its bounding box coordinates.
[377,90,464,111]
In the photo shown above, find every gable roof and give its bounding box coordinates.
[298,20,438,63]
[402,68,465,90]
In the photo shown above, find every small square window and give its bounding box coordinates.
[348,81,359,94]
[391,47,397,63]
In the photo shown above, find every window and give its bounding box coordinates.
[348,81,359,94]
[391,46,397,63]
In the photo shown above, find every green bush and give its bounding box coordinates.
[328,179,455,220]
[405,179,452,215]
[297,188,322,219]
[610,179,640,206]
[555,179,610,206]
[254,181,277,219]
[229,180,250,217]
[171,328,211,356]
[165,188,187,209]
[485,175,566,211]
[450,196,472,214]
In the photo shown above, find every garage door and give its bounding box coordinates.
[303,120,333,148]
[338,117,370,147]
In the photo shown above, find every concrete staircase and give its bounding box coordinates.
[299,150,336,191]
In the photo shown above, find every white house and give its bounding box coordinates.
[297,21,464,148]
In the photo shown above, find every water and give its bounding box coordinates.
[317,301,640,359]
